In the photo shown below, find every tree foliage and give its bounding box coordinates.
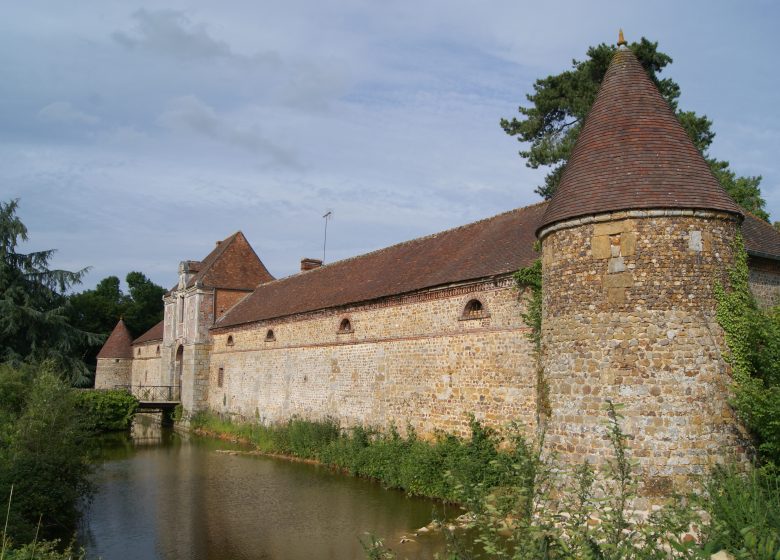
[501,38,769,220]
[0,363,92,544]
[67,271,164,373]
[0,200,101,386]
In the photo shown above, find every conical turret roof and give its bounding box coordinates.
[538,44,742,234]
[96,318,134,359]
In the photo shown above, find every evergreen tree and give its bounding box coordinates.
[0,200,100,386]
[501,37,769,220]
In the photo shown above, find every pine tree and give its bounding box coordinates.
[501,37,769,220]
[0,199,101,385]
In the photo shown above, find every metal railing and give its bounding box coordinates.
[115,384,180,402]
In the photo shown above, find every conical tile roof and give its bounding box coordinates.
[538,45,742,234]
[96,318,134,359]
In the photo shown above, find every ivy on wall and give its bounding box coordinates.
[715,231,780,464]
[514,258,550,422]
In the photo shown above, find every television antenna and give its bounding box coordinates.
[322,210,333,262]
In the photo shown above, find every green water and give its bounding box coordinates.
[79,415,451,560]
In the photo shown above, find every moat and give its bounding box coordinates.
[78,415,448,560]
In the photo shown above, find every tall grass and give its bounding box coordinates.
[191,412,523,501]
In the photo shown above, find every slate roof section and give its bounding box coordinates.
[96,319,134,359]
[132,320,164,345]
[743,213,780,260]
[215,202,548,328]
[538,46,742,233]
[169,231,275,293]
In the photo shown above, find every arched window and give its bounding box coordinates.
[156,345,160,355]
[218,367,224,388]
[226,335,235,346]
[137,348,141,356]
[265,329,275,342]
[338,318,352,333]
[461,299,486,320]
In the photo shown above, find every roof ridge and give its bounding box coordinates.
[215,201,548,327]
[251,201,547,288]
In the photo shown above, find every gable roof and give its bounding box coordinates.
[743,213,780,260]
[538,45,742,234]
[96,318,134,359]
[170,231,274,293]
[215,202,548,328]
[132,320,164,345]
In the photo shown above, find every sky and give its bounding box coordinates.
[2,1,779,291]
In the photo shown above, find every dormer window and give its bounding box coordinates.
[226,335,235,347]
[338,318,353,334]
[461,299,487,320]
[265,329,275,342]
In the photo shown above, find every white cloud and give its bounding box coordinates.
[37,102,99,126]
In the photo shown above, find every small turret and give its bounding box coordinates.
[95,318,134,389]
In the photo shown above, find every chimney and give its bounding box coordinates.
[300,258,323,271]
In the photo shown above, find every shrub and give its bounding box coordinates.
[73,389,138,432]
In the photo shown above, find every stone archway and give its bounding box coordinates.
[175,345,184,392]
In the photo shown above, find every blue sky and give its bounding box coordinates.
[2,1,779,290]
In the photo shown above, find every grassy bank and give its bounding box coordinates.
[191,411,527,502]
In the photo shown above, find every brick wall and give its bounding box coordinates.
[208,279,537,438]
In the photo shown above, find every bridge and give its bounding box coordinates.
[115,385,180,412]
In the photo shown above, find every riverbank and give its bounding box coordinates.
[187,409,780,560]
[188,411,521,503]
[81,414,449,560]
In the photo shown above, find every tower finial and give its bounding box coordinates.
[617,29,627,47]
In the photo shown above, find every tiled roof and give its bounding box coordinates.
[743,213,780,259]
[215,203,548,328]
[169,231,275,293]
[132,320,164,345]
[539,47,742,233]
[96,319,134,359]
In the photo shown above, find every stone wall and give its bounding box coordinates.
[540,211,749,499]
[95,357,132,389]
[748,256,780,308]
[208,279,537,437]
[130,342,163,387]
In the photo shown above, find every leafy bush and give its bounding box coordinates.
[0,366,92,543]
[73,389,138,432]
[702,465,780,558]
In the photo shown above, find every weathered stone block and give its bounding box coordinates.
[620,232,637,256]
[603,271,634,288]
[591,235,611,259]
[607,287,626,304]
[608,256,626,273]
[593,219,635,236]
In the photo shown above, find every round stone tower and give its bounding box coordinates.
[95,318,134,389]
[536,40,747,498]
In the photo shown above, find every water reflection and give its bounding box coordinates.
[80,415,448,560]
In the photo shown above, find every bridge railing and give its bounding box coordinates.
[115,384,181,402]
